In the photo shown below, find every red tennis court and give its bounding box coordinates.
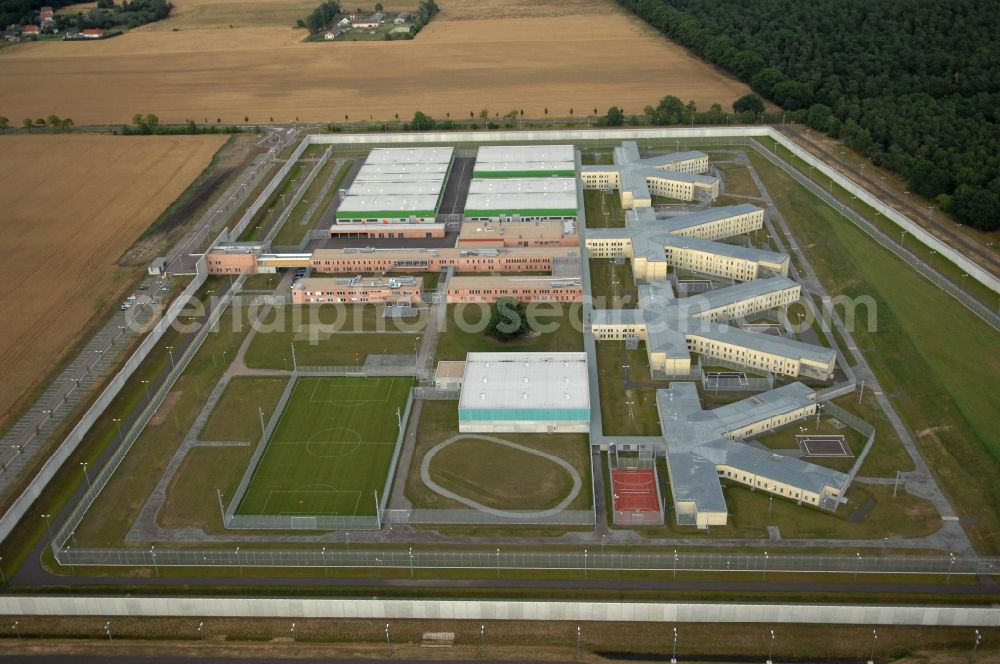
[611,468,663,526]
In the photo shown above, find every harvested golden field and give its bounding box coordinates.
[0,0,752,125]
[0,134,226,425]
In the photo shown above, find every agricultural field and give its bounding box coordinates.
[0,134,226,430]
[236,376,412,517]
[0,0,753,125]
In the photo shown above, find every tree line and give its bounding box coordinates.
[615,0,1000,231]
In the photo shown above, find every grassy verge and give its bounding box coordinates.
[198,376,289,441]
[271,160,350,246]
[239,160,313,242]
[746,149,1000,554]
[716,162,761,198]
[73,300,257,547]
[588,259,636,309]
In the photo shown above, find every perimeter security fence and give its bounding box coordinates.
[50,272,246,555]
[51,547,998,577]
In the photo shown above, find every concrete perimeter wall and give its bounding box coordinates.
[0,596,997,626]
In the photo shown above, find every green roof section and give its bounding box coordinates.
[473,170,577,179]
[464,208,578,217]
[336,210,437,219]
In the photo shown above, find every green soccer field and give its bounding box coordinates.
[235,376,412,517]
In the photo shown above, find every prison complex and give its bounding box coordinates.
[581,141,720,204]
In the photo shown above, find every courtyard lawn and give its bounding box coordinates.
[244,305,424,369]
[236,376,412,517]
[435,303,584,361]
[583,190,626,228]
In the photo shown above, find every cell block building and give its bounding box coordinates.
[580,141,719,205]
[657,382,848,528]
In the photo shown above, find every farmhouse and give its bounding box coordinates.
[22,24,39,35]
[351,12,384,29]
[394,12,413,24]
[458,352,590,433]
[82,28,103,39]
[581,141,719,204]
[324,28,342,40]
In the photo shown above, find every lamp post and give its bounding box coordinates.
[112,418,124,444]
[322,547,327,577]
[11,620,20,639]
[481,624,485,657]
[166,345,175,370]
[409,546,414,578]
[80,462,91,488]
[766,629,774,664]
[673,549,678,580]
[855,552,862,580]
[972,629,981,663]
[584,548,588,580]
[104,621,113,641]
[763,550,768,581]
[947,552,956,583]
[671,627,678,663]
[496,548,501,578]
[198,622,204,640]
[141,379,151,404]
[767,495,773,519]
[385,623,392,655]
[576,626,581,660]
[290,622,295,642]
[41,513,54,545]
[150,545,158,577]
[867,629,878,664]
[236,546,243,577]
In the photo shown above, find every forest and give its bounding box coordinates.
[616,0,1000,231]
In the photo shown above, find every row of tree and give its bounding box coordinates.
[615,0,1000,231]
[0,115,74,131]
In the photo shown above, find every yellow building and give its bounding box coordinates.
[580,141,719,205]
[656,382,847,528]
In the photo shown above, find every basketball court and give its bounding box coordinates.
[611,467,664,526]
[703,371,749,390]
[797,434,852,457]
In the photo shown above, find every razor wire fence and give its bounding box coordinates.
[821,401,875,436]
[52,546,998,577]
[51,272,244,554]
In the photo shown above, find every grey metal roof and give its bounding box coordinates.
[660,236,786,266]
[658,204,761,233]
[655,382,848,514]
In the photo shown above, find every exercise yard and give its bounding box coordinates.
[235,376,412,518]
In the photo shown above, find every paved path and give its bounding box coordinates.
[419,435,583,518]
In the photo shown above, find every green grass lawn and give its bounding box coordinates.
[199,376,289,442]
[435,303,584,361]
[746,150,1000,554]
[236,376,412,517]
[583,190,626,228]
[405,400,592,511]
[754,416,869,474]
[244,306,424,369]
[240,273,280,291]
[271,161,352,247]
[589,259,637,309]
[595,341,665,436]
[240,160,313,242]
[717,164,761,198]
